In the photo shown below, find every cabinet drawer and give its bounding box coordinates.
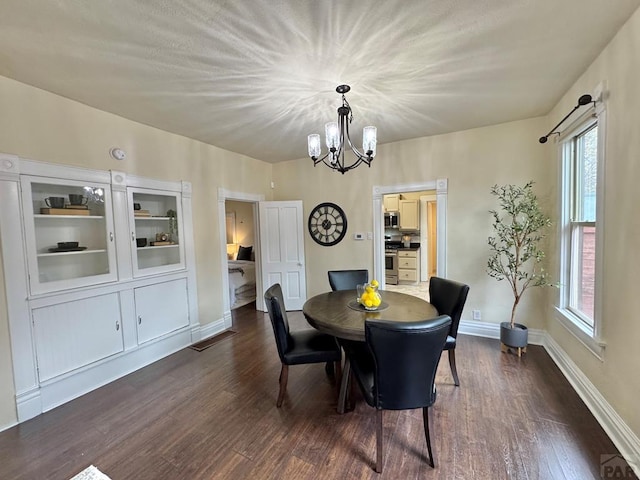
[398,250,417,258]
[398,257,417,269]
[398,269,418,282]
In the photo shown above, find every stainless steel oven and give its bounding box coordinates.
[385,248,398,285]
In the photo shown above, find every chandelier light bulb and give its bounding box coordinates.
[308,134,321,158]
[325,122,339,150]
[363,126,377,157]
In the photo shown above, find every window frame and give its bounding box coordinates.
[555,100,606,359]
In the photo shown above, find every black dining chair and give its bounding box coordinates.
[428,276,470,386]
[345,315,452,472]
[328,269,369,291]
[264,283,342,407]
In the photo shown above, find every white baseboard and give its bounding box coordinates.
[197,317,228,341]
[459,319,545,345]
[16,388,42,423]
[543,333,640,476]
[460,318,639,476]
[0,420,17,433]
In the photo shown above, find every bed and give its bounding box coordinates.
[228,259,256,308]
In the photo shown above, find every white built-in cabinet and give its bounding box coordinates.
[0,154,212,423]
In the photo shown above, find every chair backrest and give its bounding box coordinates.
[428,277,470,339]
[264,283,291,362]
[366,315,451,410]
[328,269,369,291]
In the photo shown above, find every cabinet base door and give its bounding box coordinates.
[33,293,124,382]
[135,278,189,344]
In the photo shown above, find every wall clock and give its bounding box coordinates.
[308,202,347,246]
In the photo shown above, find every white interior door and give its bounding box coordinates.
[258,201,306,311]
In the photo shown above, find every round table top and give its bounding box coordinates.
[302,290,439,342]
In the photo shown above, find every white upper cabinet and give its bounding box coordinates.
[20,175,118,295]
[383,194,400,212]
[399,199,419,230]
[127,187,185,277]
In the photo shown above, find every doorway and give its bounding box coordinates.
[218,189,265,326]
[225,199,257,310]
[372,179,448,298]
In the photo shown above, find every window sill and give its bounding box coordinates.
[554,307,606,360]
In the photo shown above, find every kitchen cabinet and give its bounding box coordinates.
[398,249,420,283]
[399,199,419,230]
[0,154,204,422]
[383,194,400,212]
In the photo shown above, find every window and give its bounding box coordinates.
[558,105,604,353]
[569,124,597,325]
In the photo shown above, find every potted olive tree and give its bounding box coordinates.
[487,182,552,355]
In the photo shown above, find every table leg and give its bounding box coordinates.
[337,356,351,414]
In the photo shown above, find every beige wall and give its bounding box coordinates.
[543,8,640,437]
[225,200,255,251]
[0,76,273,428]
[273,116,551,322]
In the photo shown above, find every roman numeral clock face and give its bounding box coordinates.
[308,202,347,246]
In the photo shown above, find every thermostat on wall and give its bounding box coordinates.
[354,233,364,240]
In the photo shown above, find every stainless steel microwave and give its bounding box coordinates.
[384,212,399,228]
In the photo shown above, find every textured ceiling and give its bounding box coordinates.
[1,0,638,162]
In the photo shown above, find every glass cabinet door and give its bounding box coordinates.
[128,187,185,276]
[20,176,118,294]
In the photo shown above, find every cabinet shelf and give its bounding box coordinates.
[137,244,179,251]
[34,214,105,220]
[37,249,107,258]
[134,216,171,221]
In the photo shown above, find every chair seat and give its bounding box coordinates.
[444,335,456,350]
[283,329,341,365]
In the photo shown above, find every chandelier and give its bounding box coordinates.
[307,85,377,174]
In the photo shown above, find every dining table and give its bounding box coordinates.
[302,289,439,413]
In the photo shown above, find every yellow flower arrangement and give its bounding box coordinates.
[359,279,382,310]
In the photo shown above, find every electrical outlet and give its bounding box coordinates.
[366,232,373,240]
[472,309,481,320]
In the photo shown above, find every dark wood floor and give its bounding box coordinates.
[0,303,633,480]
